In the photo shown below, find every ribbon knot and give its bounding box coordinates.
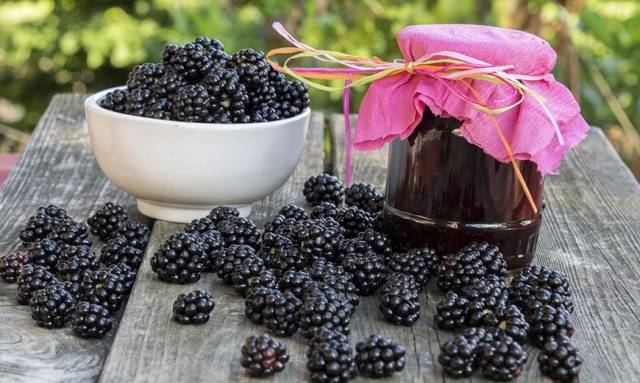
[403,61,416,74]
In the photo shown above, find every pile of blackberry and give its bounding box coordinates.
[100,38,309,123]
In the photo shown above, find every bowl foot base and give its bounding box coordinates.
[137,199,252,223]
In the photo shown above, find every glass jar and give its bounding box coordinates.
[383,110,543,269]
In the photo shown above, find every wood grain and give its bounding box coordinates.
[0,95,152,383]
[330,115,640,382]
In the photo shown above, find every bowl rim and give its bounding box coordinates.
[85,86,311,131]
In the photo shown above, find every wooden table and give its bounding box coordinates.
[0,94,639,383]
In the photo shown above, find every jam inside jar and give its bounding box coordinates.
[383,110,543,269]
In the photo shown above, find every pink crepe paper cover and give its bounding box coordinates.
[354,24,589,175]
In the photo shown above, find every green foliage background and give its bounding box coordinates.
[1,0,639,173]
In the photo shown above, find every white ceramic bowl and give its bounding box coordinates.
[85,87,310,223]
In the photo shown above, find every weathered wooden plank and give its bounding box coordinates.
[330,114,640,382]
[0,95,152,383]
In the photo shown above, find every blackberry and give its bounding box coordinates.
[169,43,213,81]
[319,274,360,307]
[477,335,528,381]
[459,278,509,326]
[344,183,384,214]
[100,235,144,269]
[496,305,530,343]
[293,220,343,261]
[150,232,207,284]
[207,206,240,225]
[386,247,438,290]
[263,215,297,238]
[87,202,128,241]
[124,88,156,116]
[435,291,470,330]
[265,245,309,277]
[306,258,350,281]
[71,301,113,338]
[115,222,150,250]
[100,89,128,113]
[381,272,418,292]
[245,287,302,337]
[19,213,56,247]
[38,204,69,220]
[335,206,373,237]
[277,270,313,299]
[297,291,353,337]
[192,36,229,63]
[106,263,137,295]
[29,284,76,328]
[372,212,384,233]
[462,242,507,278]
[249,102,280,122]
[126,63,166,91]
[357,229,393,261]
[81,270,126,314]
[229,49,271,88]
[342,251,385,295]
[217,217,261,250]
[538,337,583,381]
[462,326,501,348]
[304,174,345,206]
[437,249,486,292]
[379,285,420,326]
[307,339,357,383]
[334,239,371,265]
[150,70,186,100]
[171,84,210,122]
[183,218,224,271]
[214,244,257,283]
[355,335,406,378]
[200,67,248,122]
[27,239,61,271]
[0,251,28,283]
[48,220,92,250]
[231,256,265,296]
[173,289,215,324]
[276,80,309,118]
[61,279,83,301]
[528,305,575,347]
[240,334,289,377]
[310,202,340,220]
[258,232,293,266]
[246,268,279,291]
[56,245,100,280]
[308,327,349,349]
[437,335,478,378]
[509,265,574,315]
[278,204,309,221]
[144,97,172,119]
[16,265,58,304]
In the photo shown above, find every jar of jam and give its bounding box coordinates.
[383,109,544,269]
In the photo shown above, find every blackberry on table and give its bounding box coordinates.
[263,215,297,238]
[27,239,61,272]
[81,270,126,314]
[311,202,341,220]
[173,289,215,324]
[217,217,261,250]
[71,301,113,338]
[183,217,224,271]
[214,244,258,283]
[246,268,279,291]
[244,287,302,337]
[477,335,528,381]
[0,251,28,283]
[150,232,207,284]
[293,220,343,261]
[107,263,137,295]
[19,212,56,247]
[307,339,357,383]
[529,305,575,347]
[355,334,406,378]
[308,327,349,349]
[437,249,486,292]
[100,89,128,113]
[207,206,240,225]
[240,334,289,377]
[509,265,574,315]
[462,327,501,348]
[459,277,509,326]
[386,247,438,290]
[277,270,313,299]
[381,272,418,292]
[56,245,100,280]
[336,206,373,238]
[538,337,583,381]
[126,63,166,91]
[344,183,384,214]
[61,279,83,301]
[171,84,210,122]
[437,335,478,378]
[342,251,385,295]
[379,285,420,326]
[467,242,508,278]
[335,239,371,265]
[357,229,394,261]
[115,222,150,250]
[496,305,530,344]
[87,202,128,241]
[435,291,470,330]
[258,232,293,265]
[297,290,353,338]
[278,204,309,221]
[303,174,345,206]
[168,43,213,81]
[231,256,265,296]
[29,284,76,328]
[39,205,69,220]
[319,274,360,307]
[49,220,92,250]
[16,265,58,304]
[306,258,350,281]
[265,245,309,277]
[100,235,144,270]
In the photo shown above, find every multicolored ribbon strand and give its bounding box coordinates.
[267,22,562,214]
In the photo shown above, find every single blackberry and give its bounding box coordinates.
[372,212,384,233]
[528,305,575,347]
[184,218,224,271]
[334,239,371,265]
[246,269,279,291]
[27,239,61,271]
[173,289,215,324]
[461,242,507,278]
[307,339,357,383]
[231,256,265,296]
[319,274,360,307]
[509,265,574,315]
[100,89,128,113]
[342,251,385,295]
[459,278,509,326]
[386,247,438,290]
[100,235,144,269]
[48,220,92,250]
[200,67,248,122]
[335,206,373,238]
[381,272,418,293]
[275,80,310,118]
[29,284,76,328]
[437,249,486,292]
[258,232,293,266]
[306,258,350,281]
[435,291,470,330]
[355,335,406,378]
[310,202,340,220]
[344,183,384,214]
[263,215,297,238]
[265,245,309,277]
[303,174,345,206]
[207,206,240,225]
[71,301,113,338]
[19,212,56,247]
[143,97,172,119]
[16,265,58,304]
[379,285,420,326]
[38,204,69,220]
[126,63,166,90]
[217,217,261,250]
[106,263,137,295]
[308,327,349,349]
[56,245,100,280]
[357,229,394,261]
[477,335,528,381]
[192,36,230,63]
[293,220,343,261]
[248,102,280,122]
[297,291,353,338]
[81,270,126,314]
[124,88,156,116]
[229,49,271,88]
[538,337,583,381]
[0,251,28,283]
[87,202,129,241]
[150,232,207,284]
[171,84,210,122]
[245,287,302,337]
[214,244,258,283]
[278,204,309,221]
[277,270,313,299]
[150,70,187,100]
[462,326,502,348]
[115,222,150,250]
[169,43,213,81]
[496,305,530,343]
[438,335,478,378]
[240,334,289,377]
